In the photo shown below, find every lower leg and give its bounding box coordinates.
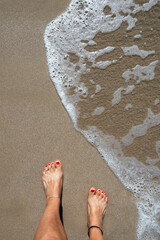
[34,161,67,240]
[88,188,108,240]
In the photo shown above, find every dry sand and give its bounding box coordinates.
[0,1,137,239]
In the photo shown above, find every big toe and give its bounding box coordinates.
[55,160,62,170]
[89,187,95,197]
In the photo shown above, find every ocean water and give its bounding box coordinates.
[44,0,160,239]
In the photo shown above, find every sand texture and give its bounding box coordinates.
[0,1,137,239]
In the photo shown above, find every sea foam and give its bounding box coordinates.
[44,0,160,239]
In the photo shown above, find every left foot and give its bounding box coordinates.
[88,188,108,229]
[42,161,63,201]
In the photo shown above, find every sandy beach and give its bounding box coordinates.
[0,1,138,239]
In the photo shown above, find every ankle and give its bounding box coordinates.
[89,223,102,230]
[89,227,103,240]
[89,216,102,229]
[88,226,103,235]
[46,197,60,207]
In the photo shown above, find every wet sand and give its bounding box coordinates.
[0,1,137,239]
[77,3,160,166]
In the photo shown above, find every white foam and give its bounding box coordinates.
[154,98,159,105]
[88,40,97,46]
[90,79,95,84]
[93,59,116,69]
[125,103,133,110]
[90,84,102,99]
[122,60,158,84]
[122,45,155,59]
[112,85,135,106]
[95,84,101,94]
[44,1,160,239]
[134,34,142,39]
[122,109,160,146]
[91,107,105,116]
[87,46,115,64]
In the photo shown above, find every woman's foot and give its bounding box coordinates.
[88,188,108,229]
[34,162,67,240]
[42,161,63,201]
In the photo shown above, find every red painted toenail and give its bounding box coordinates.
[104,194,106,196]
[48,163,50,165]
[102,191,103,193]
[52,162,54,164]
[98,189,101,191]
[45,166,48,167]
[90,189,95,192]
[56,161,60,164]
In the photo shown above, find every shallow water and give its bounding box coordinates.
[44,0,160,239]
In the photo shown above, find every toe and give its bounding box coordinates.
[100,190,104,199]
[48,163,51,170]
[51,162,55,170]
[96,189,101,198]
[89,187,95,196]
[55,160,62,169]
[42,171,46,181]
[44,165,48,171]
[103,193,106,200]
[103,193,108,202]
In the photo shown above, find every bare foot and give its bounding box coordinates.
[42,160,63,201]
[88,188,108,229]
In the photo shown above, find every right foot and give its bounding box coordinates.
[42,160,63,201]
[88,188,108,229]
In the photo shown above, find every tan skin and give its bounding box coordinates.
[33,161,108,240]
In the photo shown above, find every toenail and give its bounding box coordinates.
[90,188,95,192]
[48,163,50,165]
[98,189,101,191]
[101,191,103,193]
[52,162,54,164]
[56,161,60,164]
[104,194,106,196]
[45,165,48,167]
